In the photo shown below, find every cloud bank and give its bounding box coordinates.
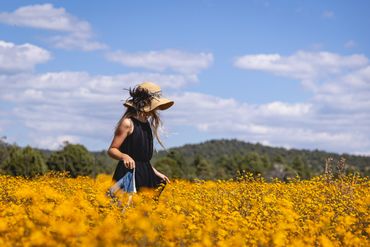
[0,40,51,72]
[106,49,214,74]
[0,4,106,51]
[0,35,369,154]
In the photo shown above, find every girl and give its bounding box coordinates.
[107,81,173,206]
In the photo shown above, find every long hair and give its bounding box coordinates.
[148,109,165,149]
[114,86,166,149]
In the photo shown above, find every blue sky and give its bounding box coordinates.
[1,1,370,155]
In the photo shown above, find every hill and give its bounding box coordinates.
[151,139,370,180]
[1,138,369,180]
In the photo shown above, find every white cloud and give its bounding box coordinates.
[51,34,107,51]
[0,71,195,95]
[169,92,313,125]
[343,65,370,88]
[106,49,214,74]
[312,65,370,113]
[1,47,370,154]
[234,51,368,81]
[0,40,51,72]
[258,102,312,117]
[1,68,370,154]
[0,4,106,51]
[236,50,370,89]
[231,50,370,153]
[32,134,81,150]
[0,71,197,149]
[0,71,196,110]
[234,51,370,115]
[0,4,88,32]
[165,91,370,154]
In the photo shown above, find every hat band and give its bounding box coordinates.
[149,90,162,98]
[124,88,165,111]
[146,90,162,103]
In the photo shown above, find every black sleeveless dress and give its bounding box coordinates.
[111,117,166,195]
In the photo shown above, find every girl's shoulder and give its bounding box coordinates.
[120,117,134,135]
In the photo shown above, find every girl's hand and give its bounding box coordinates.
[121,154,135,169]
[152,166,170,184]
[156,172,170,184]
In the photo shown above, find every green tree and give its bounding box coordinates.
[47,142,94,177]
[260,154,272,171]
[1,145,48,177]
[216,155,237,179]
[290,155,313,179]
[291,156,305,178]
[240,152,264,175]
[273,155,286,164]
[165,150,191,178]
[193,155,212,180]
[92,150,116,177]
[153,156,180,178]
[0,136,9,170]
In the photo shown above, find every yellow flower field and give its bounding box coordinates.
[0,172,369,247]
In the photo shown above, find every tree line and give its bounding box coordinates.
[0,137,114,178]
[1,137,368,180]
[153,139,369,180]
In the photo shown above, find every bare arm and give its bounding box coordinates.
[107,118,136,169]
[152,165,170,183]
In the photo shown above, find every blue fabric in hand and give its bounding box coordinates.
[119,170,136,193]
[108,168,137,195]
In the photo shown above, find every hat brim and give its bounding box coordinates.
[124,97,174,112]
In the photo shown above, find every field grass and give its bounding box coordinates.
[0,171,369,246]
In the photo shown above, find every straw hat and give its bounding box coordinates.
[124,82,174,112]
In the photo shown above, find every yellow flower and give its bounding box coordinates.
[319,235,334,247]
[0,172,369,246]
